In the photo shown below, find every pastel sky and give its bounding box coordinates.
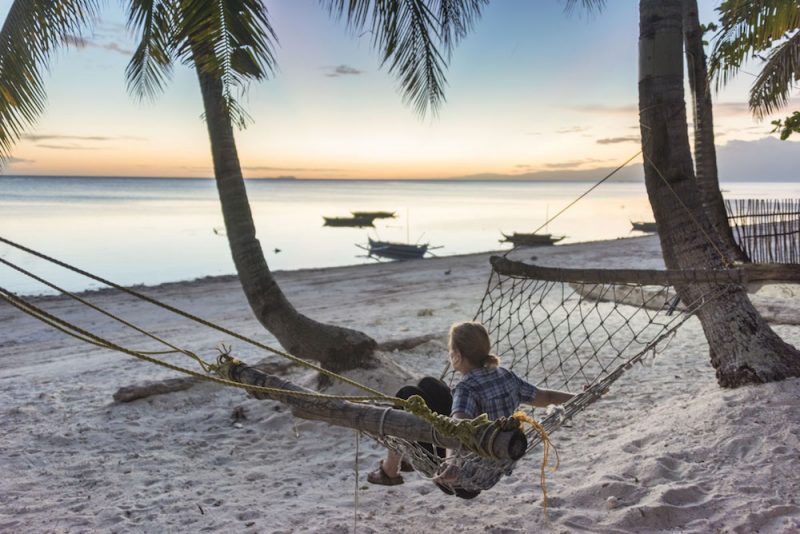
[1,0,797,179]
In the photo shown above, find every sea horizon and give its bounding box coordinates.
[5,174,800,183]
[2,175,798,296]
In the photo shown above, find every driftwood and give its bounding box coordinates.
[376,332,444,352]
[221,359,527,461]
[113,377,196,403]
[570,283,683,312]
[114,333,445,403]
[112,359,296,403]
[571,282,800,325]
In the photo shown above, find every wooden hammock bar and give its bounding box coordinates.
[222,360,527,461]
[490,256,800,285]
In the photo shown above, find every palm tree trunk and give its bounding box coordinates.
[681,0,747,263]
[194,68,377,371]
[638,0,800,386]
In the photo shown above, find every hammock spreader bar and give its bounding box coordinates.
[490,256,800,285]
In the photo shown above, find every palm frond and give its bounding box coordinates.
[171,0,278,128]
[749,31,800,118]
[0,0,100,163]
[709,0,800,90]
[433,0,487,52]
[324,0,486,117]
[126,0,177,101]
[563,0,607,16]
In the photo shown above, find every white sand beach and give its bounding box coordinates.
[2,235,799,533]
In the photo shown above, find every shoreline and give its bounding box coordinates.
[2,233,799,533]
[15,234,661,301]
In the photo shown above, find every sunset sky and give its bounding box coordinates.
[1,0,797,180]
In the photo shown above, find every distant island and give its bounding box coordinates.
[443,165,643,183]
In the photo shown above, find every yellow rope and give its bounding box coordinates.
[0,236,388,399]
[513,410,560,517]
[0,288,398,404]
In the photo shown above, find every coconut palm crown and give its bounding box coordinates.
[709,0,800,120]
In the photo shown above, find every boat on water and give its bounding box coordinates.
[323,215,375,228]
[351,210,397,219]
[358,237,441,260]
[500,232,565,247]
[631,221,657,233]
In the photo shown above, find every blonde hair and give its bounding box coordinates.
[449,321,500,369]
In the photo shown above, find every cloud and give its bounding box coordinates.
[717,136,799,181]
[713,101,750,115]
[22,133,112,142]
[244,165,345,172]
[36,144,98,150]
[597,136,640,144]
[324,65,365,77]
[555,126,587,134]
[544,158,606,169]
[64,34,133,56]
[21,134,146,146]
[5,156,34,164]
[566,104,638,115]
[20,133,144,151]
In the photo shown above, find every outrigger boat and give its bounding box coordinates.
[351,210,397,220]
[357,237,442,260]
[631,221,657,233]
[323,215,375,228]
[500,232,565,247]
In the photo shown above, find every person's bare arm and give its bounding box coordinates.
[530,388,574,407]
[435,411,470,482]
[444,412,469,459]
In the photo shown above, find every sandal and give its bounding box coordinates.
[400,460,414,472]
[367,460,404,486]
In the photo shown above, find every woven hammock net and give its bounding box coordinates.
[370,257,714,494]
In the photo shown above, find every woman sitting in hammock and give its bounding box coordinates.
[368,320,574,495]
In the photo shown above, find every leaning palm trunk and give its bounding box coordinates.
[638,0,800,386]
[682,0,747,263]
[194,68,376,371]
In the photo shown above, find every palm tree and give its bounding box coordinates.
[708,0,800,137]
[0,0,485,371]
[682,0,747,262]
[639,0,800,386]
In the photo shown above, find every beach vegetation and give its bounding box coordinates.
[709,0,800,139]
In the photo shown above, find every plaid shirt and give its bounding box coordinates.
[451,367,537,419]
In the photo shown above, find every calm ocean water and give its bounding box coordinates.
[1,176,798,295]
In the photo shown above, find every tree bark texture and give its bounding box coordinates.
[681,0,747,263]
[194,68,377,371]
[638,0,800,386]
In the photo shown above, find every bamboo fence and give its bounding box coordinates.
[725,198,800,264]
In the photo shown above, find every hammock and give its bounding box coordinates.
[362,255,800,495]
[2,236,797,496]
